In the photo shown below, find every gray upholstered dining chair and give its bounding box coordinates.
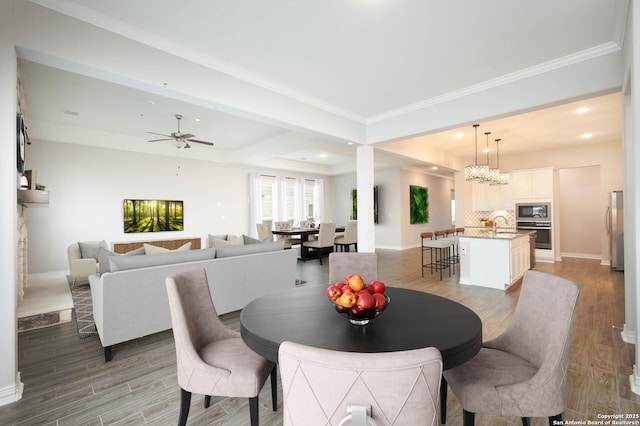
[328,252,378,285]
[441,270,580,426]
[165,268,277,426]
[279,340,443,426]
[302,222,336,264]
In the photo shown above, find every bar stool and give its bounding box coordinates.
[455,227,465,235]
[422,238,453,280]
[420,232,434,278]
[445,234,460,274]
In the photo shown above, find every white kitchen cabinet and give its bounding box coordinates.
[471,179,514,211]
[459,232,530,290]
[509,234,529,283]
[512,168,553,201]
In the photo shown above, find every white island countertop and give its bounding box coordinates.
[461,229,535,239]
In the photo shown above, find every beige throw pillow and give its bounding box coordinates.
[144,242,192,254]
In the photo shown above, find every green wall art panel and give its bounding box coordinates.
[409,185,429,224]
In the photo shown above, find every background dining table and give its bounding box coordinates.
[272,226,345,260]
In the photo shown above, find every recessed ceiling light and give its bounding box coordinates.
[432,166,438,170]
[195,118,200,122]
[347,142,354,145]
[582,133,593,139]
[455,133,464,138]
[576,107,589,114]
[319,153,328,158]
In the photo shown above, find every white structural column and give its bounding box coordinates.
[627,0,640,396]
[0,0,22,407]
[356,145,375,252]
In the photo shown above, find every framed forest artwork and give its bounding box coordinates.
[409,185,429,224]
[123,199,184,233]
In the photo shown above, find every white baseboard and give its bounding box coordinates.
[560,252,602,260]
[631,365,640,396]
[0,373,23,407]
[622,324,637,344]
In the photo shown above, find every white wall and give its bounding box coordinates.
[25,139,329,274]
[558,166,602,258]
[0,0,21,406]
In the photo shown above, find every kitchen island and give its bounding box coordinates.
[458,229,532,290]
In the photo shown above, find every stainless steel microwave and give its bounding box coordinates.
[516,203,551,221]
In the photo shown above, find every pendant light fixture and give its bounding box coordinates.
[478,131,492,183]
[486,137,501,184]
[464,124,488,181]
[490,138,509,185]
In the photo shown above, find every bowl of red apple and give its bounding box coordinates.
[325,274,389,325]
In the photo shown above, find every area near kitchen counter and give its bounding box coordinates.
[458,230,534,291]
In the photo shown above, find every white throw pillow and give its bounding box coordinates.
[144,242,192,254]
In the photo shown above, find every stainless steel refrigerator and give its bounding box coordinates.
[607,190,624,271]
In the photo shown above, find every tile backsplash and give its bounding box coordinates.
[463,210,515,227]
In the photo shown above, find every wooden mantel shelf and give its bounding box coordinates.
[17,189,49,207]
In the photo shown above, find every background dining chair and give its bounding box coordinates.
[334,219,358,252]
[328,252,378,285]
[302,222,336,264]
[441,270,580,426]
[165,268,277,426]
[273,220,301,249]
[279,340,442,426]
[256,222,273,242]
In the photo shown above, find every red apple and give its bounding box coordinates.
[341,286,354,294]
[373,293,387,310]
[365,284,375,294]
[347,274,365,292]
[370,280,386,294]
[336,292,357,308]
[356,292,375,310]
[326,285,342,301]
[335,281,347,289]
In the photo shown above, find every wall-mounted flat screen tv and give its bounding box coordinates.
[123,199,184,233]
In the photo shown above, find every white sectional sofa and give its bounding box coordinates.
[88,239,297,361]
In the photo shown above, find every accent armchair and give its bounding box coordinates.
[67,240,104,285]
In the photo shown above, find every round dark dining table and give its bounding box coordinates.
[240,285,482,370]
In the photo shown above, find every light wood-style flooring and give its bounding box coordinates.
[0,248,637,425]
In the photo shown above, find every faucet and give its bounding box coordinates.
[493,215,509,233]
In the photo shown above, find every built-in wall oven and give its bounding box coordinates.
[516,221,552,250]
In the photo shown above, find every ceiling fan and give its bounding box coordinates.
[147,114,214,149]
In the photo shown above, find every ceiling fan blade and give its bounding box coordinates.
[148,138,174,142]
[146,131,172,137]
[178,133,195,139]
[187,138,214,146]
[183,142,191,149]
